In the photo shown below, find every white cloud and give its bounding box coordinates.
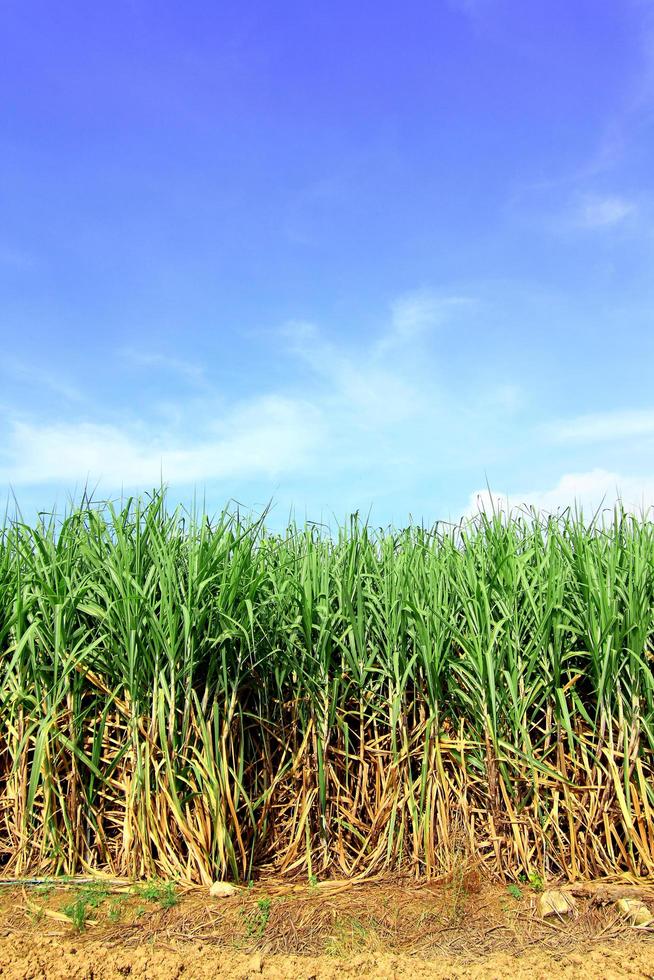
[0,291,526,502]
[0,396,321,486]
[119,348,208,386]
[469,468,654,517]
[577,194,636,228]
[545,408,654,444]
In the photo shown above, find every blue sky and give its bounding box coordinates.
[2,0,654,523]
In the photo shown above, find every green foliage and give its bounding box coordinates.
[506,884,522,900]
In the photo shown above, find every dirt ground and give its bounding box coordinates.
[1,875,653,979]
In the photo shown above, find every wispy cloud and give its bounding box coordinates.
[444,0,493,21]
[506,1,654,235]
[281,318,419,428]
[544,408,654,444]
[576,194,636,228]
[488,384,523,413]
[0,244,35,270]
[509,183,640,235]
[0,291,510,495]
[119,348,208,386]
[0,357,84,404]
[377,291,474,354]
[0,280,551,528]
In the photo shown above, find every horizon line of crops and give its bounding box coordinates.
[1,491,654,883]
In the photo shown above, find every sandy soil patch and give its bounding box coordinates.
[0,876,653,978]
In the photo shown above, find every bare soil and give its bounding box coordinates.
[0,876,653,979]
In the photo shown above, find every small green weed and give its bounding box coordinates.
[518,870,544,892]
[79,883,110,908]
[506,884,522,900]
[136,881,179,909]
[27,905,44,924]
[62,898,90,932]
[242,897,272,939]
[62,882,111,931]
[107,898,125,923]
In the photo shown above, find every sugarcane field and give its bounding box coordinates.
[4,1,654,975]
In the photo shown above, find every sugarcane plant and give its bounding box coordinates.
[1,492,653,883]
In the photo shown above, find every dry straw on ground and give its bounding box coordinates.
[1,878,654,979]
